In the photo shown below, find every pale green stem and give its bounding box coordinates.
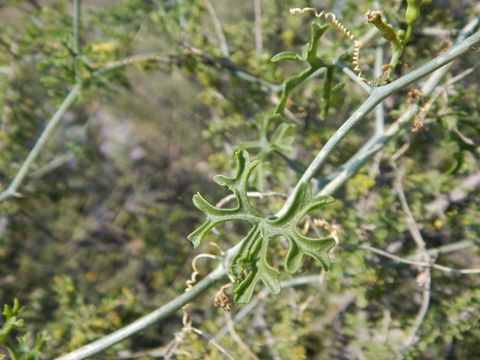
[274,66,319,115]
[404,24,414,45]
[386,39,404,78]
[0,85,82,203]
[374,45,385,135]
[277,30,480,217]
[316,20,479,196]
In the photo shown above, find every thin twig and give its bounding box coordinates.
[334,60,372,93]
[224,312,261,360]
[30,154,74,179]
[412,239,476,259]
[393,164,431,357]
[92,47,282,92]
[184,45,282,92]
[390,143,411,162]
[444,63,480,85]
[0,84,82,203]
[354,244,480,275]
[91,53,179,76]
[73,0,81,53]
[204,0,230,57]
[412,65,479,132]
[73,0,82,82]
[399,270,431,358]
[254,305,282,360]
[254,0,263,53]
[417,28,457,38]
[374,44,385,135]
[408,62,479,142]
[393,165,426,252]
[189,327,235,360]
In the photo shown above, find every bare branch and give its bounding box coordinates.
[393,164,431,356]
[394,165,427,252]
[0,84,82,203]
[354,244,480,275]
[399,270,431,357]
[73,0,82,82]
[224,312,260,360]
[417,28,457,39]
[189,327,235,360]
[253,305,282,360]
[254,0,263,53]
[204,0,230,57]
[374,44,385,135]
[73,0,81,54]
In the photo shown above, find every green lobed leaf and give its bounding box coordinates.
[188,150,336,303]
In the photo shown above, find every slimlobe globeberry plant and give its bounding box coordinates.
[1,1,480,359]
[186,11,367,304]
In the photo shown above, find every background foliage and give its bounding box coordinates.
[0,0,479,359]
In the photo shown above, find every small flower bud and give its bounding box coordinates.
[365,10,398,42]
[405,0,422,26]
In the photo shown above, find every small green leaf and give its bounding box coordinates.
[271,51,303,63]
[330,82,345,107]
[237,112,297,190]
[307,23,329,65]
[234,270,259,304]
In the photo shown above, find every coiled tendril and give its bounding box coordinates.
[290,7,367,82]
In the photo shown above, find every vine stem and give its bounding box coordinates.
[276,29,480,217]
[54,28,480,360]
[54,257,230,360]
[334,60,371,93]
[316,17,479,196]
[374,44,384,135]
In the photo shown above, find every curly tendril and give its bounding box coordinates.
[290,7,367,82]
